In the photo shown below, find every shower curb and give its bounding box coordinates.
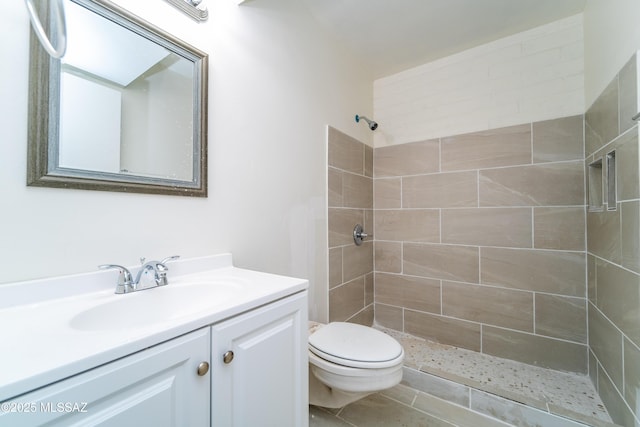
[401,366,620,427]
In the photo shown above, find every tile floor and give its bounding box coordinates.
[310,386,456,427]
[309,327,617,427]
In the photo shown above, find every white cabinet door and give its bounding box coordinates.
[1,328,210,427]
[211,291,308,427]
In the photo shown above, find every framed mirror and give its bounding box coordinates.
[27,0,208,196]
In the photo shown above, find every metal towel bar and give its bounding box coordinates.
[24,0,67,59]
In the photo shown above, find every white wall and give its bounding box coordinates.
[583,0,640,108]
[0,0,373,322]
[59,71,121,173]
[121,63,194,180]
[373,14,585,147]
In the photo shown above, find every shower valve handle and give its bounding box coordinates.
[353,224,370,246]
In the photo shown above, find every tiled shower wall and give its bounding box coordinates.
[373,116,588,373]
[327,127,374,325]
[585,54,640,427]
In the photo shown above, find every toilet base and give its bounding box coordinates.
[307,321,405,408]
[308,368,373,408]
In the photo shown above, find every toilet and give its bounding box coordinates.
[308,321,405,408]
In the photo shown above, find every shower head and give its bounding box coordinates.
[355,114,378,131]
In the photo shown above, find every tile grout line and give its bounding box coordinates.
[375,157,587,179]
[476,169,480,208]
[532,291,536,335]
[531,207,535,249]
[439,280,443,316]
[439,208,442,244]
[621,334,625,400]
[530,121,534,165]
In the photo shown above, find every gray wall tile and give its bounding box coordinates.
[328,126,364,174]
[375,272,441,314]
[328,247,342,289]
[483,326,588,373]
[481,247,585,296]
[404,243,479,283]
[328,208,364,247]
[598,367,637,427]
[534,207,586,251]
[479,162,584,207]
[588,254,597,302]
[595,258,640,347]
[585,79,619,157]
[442,281,533,332]
[442,208,532,248]
[374,139,440,177]
[329,277,365,322]
[615,127,640,202]
[343,241,373,282]
[364,209,374,238]
[621,201,640,274]
[585,121,600,159]
[589,303,624,390]
[587,208,622,264]
[589,349,598,390]
[374,303,403,330]
[328,129,373,326]
[623,338,640,420]
[349,304,374,326]
[328,167,343,207]
[618,54,637,135]
[343,172,373,209]
[370,114,590,380]
[405,309,481,351]
[532,115,584,163]
[374,178,401,209]
[535,294,587,344]
[441,124,531,171]
[374,241,402,273]
[375,209,440,242]
[365,272,374,306]
[403,171,478,208]
[364,144,373,178]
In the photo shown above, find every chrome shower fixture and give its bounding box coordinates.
[355,114,378,131]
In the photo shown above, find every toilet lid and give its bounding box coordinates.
[309,322,403,368]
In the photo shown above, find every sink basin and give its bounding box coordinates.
[70,281,244,331]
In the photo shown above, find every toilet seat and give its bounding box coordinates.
[309,322,404,369]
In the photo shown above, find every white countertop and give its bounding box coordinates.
[0,254,308,402]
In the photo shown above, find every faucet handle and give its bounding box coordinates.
[161,255,180,265]
[99,264,134,294]
[155,256,179,286]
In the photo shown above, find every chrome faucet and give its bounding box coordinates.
[156,255,180,286]
[98,264,135,294]
[135,260,164,289]
[99,255,180,294]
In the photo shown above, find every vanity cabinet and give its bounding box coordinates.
[1,328,211,427]
[1,291,308,427]
[211,291,308,427]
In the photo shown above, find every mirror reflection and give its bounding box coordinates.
[28,0,208,196]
